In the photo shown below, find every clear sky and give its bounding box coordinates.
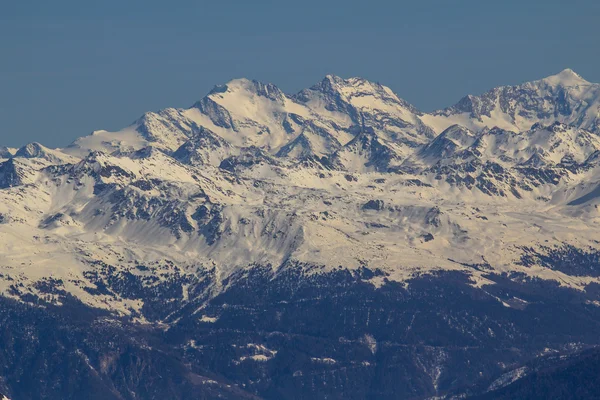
[1,0,599,148]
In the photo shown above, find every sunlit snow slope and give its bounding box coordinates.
[1,69,600,317]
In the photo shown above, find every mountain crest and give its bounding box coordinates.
[427,68,600,134]
[205,78,286,103]
[541,68,589,87]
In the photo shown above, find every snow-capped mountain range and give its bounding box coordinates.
[1,68,600,317]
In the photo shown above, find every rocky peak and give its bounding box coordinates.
[134,108,194,149]
[276,122,342,159]
[298,74,416,111]
[173,126,234,167]
[330,127,403,172]
[14,142,48,159]
[416,125,478,164]
[204,78,286,103]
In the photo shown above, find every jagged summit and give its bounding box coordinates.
[296,74,420,114]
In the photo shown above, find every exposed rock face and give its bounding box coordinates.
[362,199,385,210]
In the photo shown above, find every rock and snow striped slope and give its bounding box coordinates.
[0,69,600,316]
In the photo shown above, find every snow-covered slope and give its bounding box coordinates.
[2,69,600,318]
[328,126,405,172]
[66,75,435,166]
[66,108,197,157]
[172,126,237,167]
[411,122,600,169]
[276,121,342,160]
[423,69,600,134]
[294,75,436,152]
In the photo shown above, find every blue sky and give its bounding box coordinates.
[1,0,599,147]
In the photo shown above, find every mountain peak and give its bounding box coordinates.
[14,142,49,158]
[322,74,344,83]
[319,74,382,91]
[207,78,285,102]
[541,68,589,87]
